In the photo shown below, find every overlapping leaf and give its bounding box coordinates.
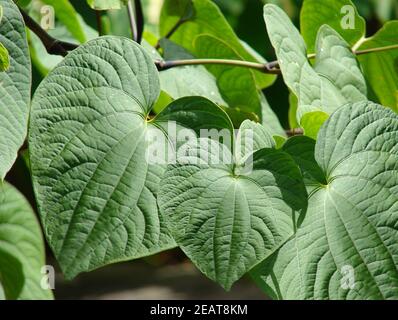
[159,0,275,89]
[300,0,365,53]
[264,4,367,136]
[358,21,398,113]
[251,102,398,299]
[0,182,53,300]
[29,37,233,279]
[298,0,398,114]
[158,120,307,290]
[0,0,31,179]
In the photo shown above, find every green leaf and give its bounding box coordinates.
[13,0,31,7]
[0,42,9,71]
[194,34,262,116]
[158,120,307,290]
[0,182,53,299]
[251,101,398,299]
[263,4,367,131]
[273,135,287,149]
[87,0,126,10]
[357,21,398,113]
[192,34,285,134]
[314,25,367,102]
[0,282,5,300]
[29,37,233,279]
[157,39,226,106]
[41,0,87,43]
[236,120,275,165]
[159,0,276,89]
[300,111,329,140]
[0,0,31,179]
[300,0,365,53]
[282,136,326,186]
[288,92,299,130]
[260,92,286,137]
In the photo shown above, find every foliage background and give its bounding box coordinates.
[5,0,398,299]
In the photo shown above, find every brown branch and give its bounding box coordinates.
[286,128,304,137]
[19,7,78,57]
[95,10,103,36]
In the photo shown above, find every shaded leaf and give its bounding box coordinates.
[0,182,53,299]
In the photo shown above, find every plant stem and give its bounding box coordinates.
[127,0,138,42]
[355,44,398,55]
[19,8,78,57]
[155,18,187,49]
[95,10,103,36]
[19,7,398,71]
[134,0,144,43]
[156,58,282,74]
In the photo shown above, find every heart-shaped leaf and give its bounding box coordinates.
[251,101,398,299]
[158,120,307,290]
[29,37,233,279]
[0,0,31,179]
[0,182,53,300]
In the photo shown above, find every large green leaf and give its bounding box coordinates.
[251,101,398,299]
[0,182,53,300]
[159,0,275,89]
[263,4,366,132]
[300,0,365,53]
[29,37,233,279]
[357,21,398,113]
[158,120,307,290]
[0,0,31,179]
